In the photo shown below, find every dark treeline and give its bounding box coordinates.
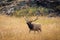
[0,0,60,16]
[0,0,14,6]
[20,0,60,16]
[28,0,60,12]
[21,0,60,16]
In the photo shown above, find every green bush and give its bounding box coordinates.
[13,7,50,17]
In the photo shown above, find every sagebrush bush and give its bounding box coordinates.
[13,7,49,17]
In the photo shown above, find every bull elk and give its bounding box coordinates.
[24,16,41,33]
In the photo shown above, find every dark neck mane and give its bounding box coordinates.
[27,22,33,29]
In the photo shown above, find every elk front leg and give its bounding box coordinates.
[29,30,31,33]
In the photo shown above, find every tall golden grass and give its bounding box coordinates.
[0,15,60,40]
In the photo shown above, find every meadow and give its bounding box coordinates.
[0,15,60,40]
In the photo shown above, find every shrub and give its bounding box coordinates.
[13,7,50,17]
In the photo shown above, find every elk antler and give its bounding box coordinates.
[30,15,38,22]
[24,15,38,22]
[24,16,29,22]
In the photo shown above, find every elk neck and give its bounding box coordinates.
[27,22,33,29]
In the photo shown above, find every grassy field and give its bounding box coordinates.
[0,15,60,40]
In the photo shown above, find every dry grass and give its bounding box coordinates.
[0,15,60,40]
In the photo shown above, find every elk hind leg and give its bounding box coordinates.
[39,28,41,32]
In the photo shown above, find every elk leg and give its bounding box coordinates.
[29,30,31,33]
[37,30,40,33]
[39,28,41,32]
[34,30,36,34]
